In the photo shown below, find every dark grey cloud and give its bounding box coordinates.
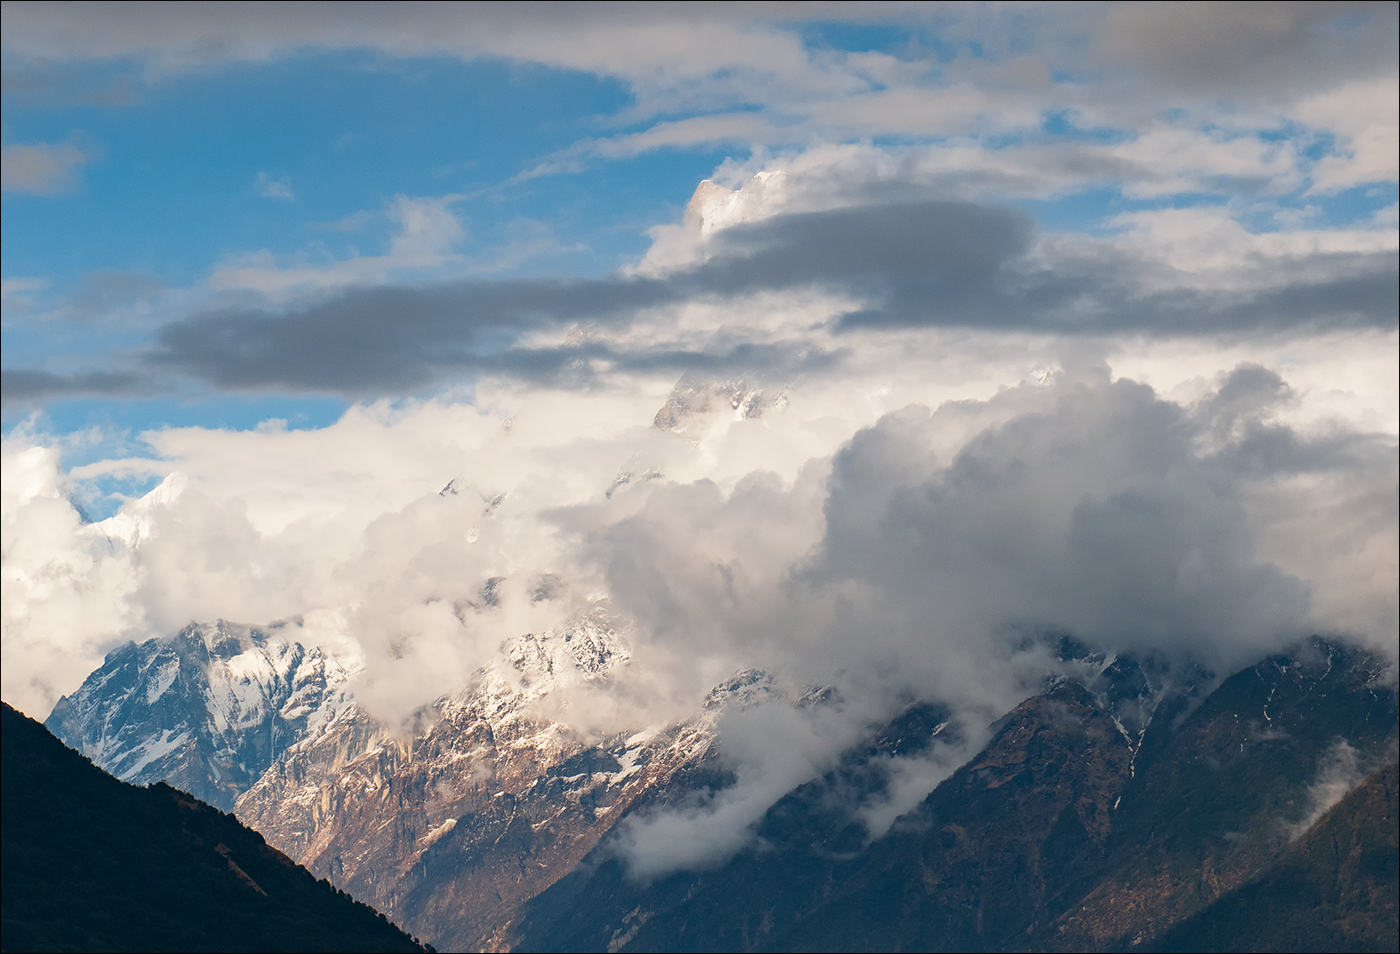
[139,200,1030,393]
[9,198,1394,400]
[146,277,673,392]
[1192,364,1399,479]
[1,368,152,406]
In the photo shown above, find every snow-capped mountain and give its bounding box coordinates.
[232,609,742,951]
[45,619,356,810]
[43,620,1398,953]
[652,375,784,438]
[82,472,187,553]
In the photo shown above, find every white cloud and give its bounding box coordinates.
[1,139,89,194]
[1,276,50,310]
[5,329,1394,722]
[1294,75,1400,193]
[5,3,1394,199]
[1,438,140,718]
[208,193,465,295]
[255,171,294,200]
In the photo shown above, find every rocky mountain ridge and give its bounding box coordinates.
[46,619,356,810]
[515,638,1397,953]
[42,624,1398,952]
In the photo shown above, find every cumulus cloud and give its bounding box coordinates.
[9,350,1394,864]
[572,366,1394,875]
[1,439,140,716]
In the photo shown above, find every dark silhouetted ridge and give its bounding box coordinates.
[0,701,431,953]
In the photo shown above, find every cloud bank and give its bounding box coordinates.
[5,352,1396,870]
[7,178,1393,404]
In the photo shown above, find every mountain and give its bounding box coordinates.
[1148,762,1398,953]
[514,638,1398,953]
[0,701,427,953]
[233,613,756,953]
[46,619,355,810]
[42,624,1398,952]
[1039,637,1397,950]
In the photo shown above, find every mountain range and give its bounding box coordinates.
[41,620,1399,952]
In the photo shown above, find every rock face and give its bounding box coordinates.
[652,374,782,437]
[46,620,355,810]
[1041,637,1399,950]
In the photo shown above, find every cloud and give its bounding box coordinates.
[583,366,1396,875]
[1,139,90,194]
[552,364,1392,876]
[1096,2,1396,98]
[3,152,1392,408]
[1,277,50,309]
[1,368,153,407]
[3,348,1395,874]
[1285,738,1395,839]
[1,439,141,717]
[123,190,1395,398]
[1295,76,1400,193]
[61,270,166,321]
[255,171,294,200]
[207,194,465,295]
[615,698,885,880]
[4,3,1394,198]
[0,3,824,94]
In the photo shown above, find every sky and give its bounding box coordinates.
[3,1,1398,876]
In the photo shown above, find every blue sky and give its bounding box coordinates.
[4,45,737,448]
[2,3,1397,727]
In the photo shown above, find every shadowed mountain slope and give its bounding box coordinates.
[0,702,427,954]
[1148,762,1399,954]
[514,639,1398,953]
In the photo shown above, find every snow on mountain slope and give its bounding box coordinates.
[45,619,356,810]
[83,472,187,553]
[231,609,788,951]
